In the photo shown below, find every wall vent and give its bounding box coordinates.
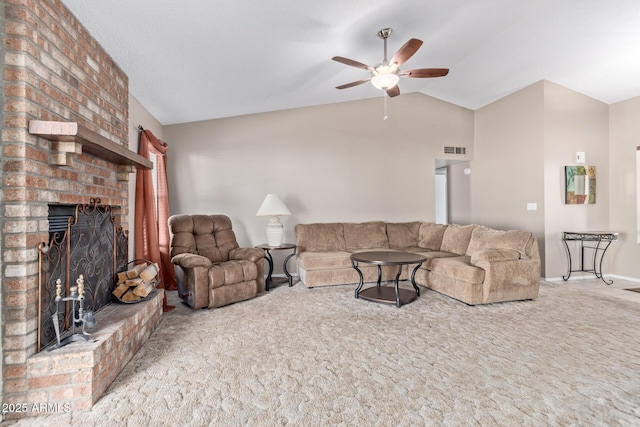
[444,146,467,155]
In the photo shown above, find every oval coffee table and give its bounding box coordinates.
[350,251,427,308]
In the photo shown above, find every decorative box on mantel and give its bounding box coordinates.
[28,120,153,181]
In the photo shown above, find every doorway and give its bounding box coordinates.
[435,167,448,224]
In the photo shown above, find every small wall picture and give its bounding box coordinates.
[565,165,596,204]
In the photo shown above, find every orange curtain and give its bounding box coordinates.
[134,129,177,291]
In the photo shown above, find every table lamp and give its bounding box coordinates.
[256,194,291,247]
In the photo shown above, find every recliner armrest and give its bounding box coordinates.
[230,247,264,263]
[171,253,213,269]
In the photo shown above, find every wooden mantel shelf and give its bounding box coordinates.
[29,120,152,170]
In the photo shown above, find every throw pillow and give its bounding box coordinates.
[418,223,448,250]
[386,222,422,248]
[440,224,477,255]
[343,222,389,250]
[295,223,346,252]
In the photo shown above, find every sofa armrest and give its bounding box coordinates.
[471,251,541,303]
[470,249,520,266]
[171,253,213,269]
[230,247,264,263]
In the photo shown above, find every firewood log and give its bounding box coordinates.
[126,262,148,278]
[112,283,130,298]
[125,277,143,288]
[133,281,155,297]
[139,263,159,283]
[117,271,128,284]
[121,290,141,302]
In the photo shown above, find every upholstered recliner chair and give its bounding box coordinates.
[168,214,265,309]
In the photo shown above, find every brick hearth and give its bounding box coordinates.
[1,0,157,419]
[26,291,163,412]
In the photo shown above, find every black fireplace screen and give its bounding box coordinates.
[38,199,128,351]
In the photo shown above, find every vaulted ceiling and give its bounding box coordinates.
[61,0,640,125]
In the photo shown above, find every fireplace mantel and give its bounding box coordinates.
[29,120,152,179]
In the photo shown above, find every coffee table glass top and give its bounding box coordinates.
[350,251,427,265]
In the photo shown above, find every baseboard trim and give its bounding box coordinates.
[268,273,299,278]
[608,274,640,283]
[545,274,640,283]
[544,275,608,282]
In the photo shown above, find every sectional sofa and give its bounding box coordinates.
[294,221,541,305]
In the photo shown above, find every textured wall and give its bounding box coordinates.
[542,81,610,279]
[1,0,129,416]
[609,96,640,279]
[470,82,546,271]
[164,93,475,251]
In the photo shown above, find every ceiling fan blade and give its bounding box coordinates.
[390,38,423,66]
[386,86,400,97]
[403,68,449,78]
[332,56,373,71]
[336,78,371,90]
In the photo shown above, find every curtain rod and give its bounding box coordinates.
[138,124,168,147]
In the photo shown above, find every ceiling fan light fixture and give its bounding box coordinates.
[371,72,399,90]
[333,28,449,96]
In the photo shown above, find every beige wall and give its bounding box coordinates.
[132,81,639,281]
[164,93,474,271]
[128,95,164,259]
[473,82,547,272]
[472,81,614,279]
[542,81,610,279]
[609,95,640,279]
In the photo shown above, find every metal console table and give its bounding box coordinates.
[561,231,618,285]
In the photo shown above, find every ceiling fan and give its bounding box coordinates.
[332,28,449,98]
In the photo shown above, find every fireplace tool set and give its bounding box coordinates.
[48,274,96,350]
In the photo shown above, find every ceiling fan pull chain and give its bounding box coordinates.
[383,94,388,120]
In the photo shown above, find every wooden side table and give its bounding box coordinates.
[255,243,296,291]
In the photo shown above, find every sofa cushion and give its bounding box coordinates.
[418,223,448,250]
[209,260,258,289]
[297,251,352,270]
[440,224,477,255]
[394,247,430,256]
[168,215,199,256]
[168,214,238,262]
[465,226,496,255]
[295,223,346,252]
[466,229,534,257]
[348,248,401,254]
[486,230,533,257]
[430,256,485,285]
[343,222,389,250]
[387,222,422,248]
[470,249,521,265]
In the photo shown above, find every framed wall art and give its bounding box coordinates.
[565,165,596,204]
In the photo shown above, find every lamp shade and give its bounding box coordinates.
[256,194,291,217]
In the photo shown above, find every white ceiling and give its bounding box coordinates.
[60,0,640,125]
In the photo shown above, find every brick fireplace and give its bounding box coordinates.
[1,0,162,419]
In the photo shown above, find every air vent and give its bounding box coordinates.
[48,204,76,233]
[443,146,466,155]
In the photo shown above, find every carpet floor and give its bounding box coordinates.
[9,281,640,426]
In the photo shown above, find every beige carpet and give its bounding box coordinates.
[9,281,640,426]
